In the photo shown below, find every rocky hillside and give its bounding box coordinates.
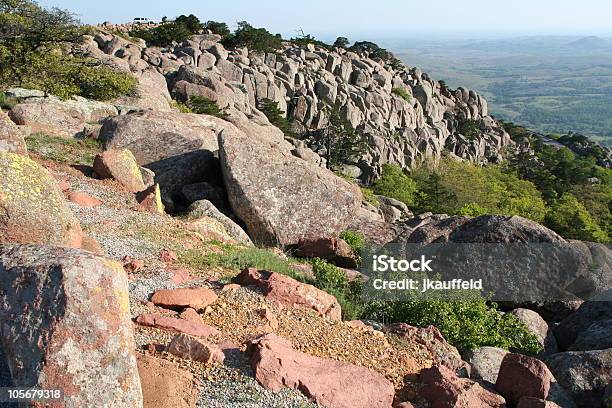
[0,18,610,408]
[75,29,510,180]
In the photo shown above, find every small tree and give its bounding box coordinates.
[333,37,350,48]
[415,172,457,214]
[320,104,368,169]
[174,14,203,33]
[545,194,608,243]
[223,21,283,53]
[204,21,230,38]
[458,119,482,140]
[372,164,418,207]
[131,21,192,47]
[258,98,295,138]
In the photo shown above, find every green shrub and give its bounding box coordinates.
[184,96,227,118]
[258,98,295,138]
[222,21,283,53]
[203,21,231,38]
[392,87,412,102]
[174,14,203,33]
[311,258,364,320]
[457,202,488,217]
[339,230,365,255]
[545,193,608,243]
[290,33,330,50]
[170,99,192,113]
[0,91,16,110]
[333,37,350,48]
[372,164,418,207]
[458,119,482,140]
[312,258,347,290]
[363,299,542,354]
[71,63,137,101]
[361,187,380,207]
[131,22,192,47]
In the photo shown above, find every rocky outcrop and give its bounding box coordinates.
[0,111,26,155]
[0,153,82,247]
[219,128,361,246]
[248,333,395,408]
[510,308,558,355]
[465,346,509,387]
[186,199,252,245]
[0,245,142,407]
[553,301,612,350]
[495,353,554,405]
[295,237,357,268]
[235,268,342,320]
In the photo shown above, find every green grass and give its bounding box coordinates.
[179,244,306,281]
[25,133,102,165]
[392,87,412,102]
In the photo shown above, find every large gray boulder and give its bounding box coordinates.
[0,245,142,407]
[554,302,612,351]
[218,128,361,246]
[186,200,252,245]
[99,110,221,198]
[568,320,612,351]
[546,349,612,408]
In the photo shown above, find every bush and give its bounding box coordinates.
[545,193,608,243]
[223,21,283,53]
[372,164,418,207]
[258,98,295,138]
[131,22,192,47]
[457,202,488,217]
[311,258,364,320]
[363,299,542,354]
[333,37,350,48]
[319,104,368,169]
[184,96,227,118]
[360,187,380,207]
[204,21,230,38]
[290,33,330,50]
[392,87,412,102]
[174,14,203,33]
[71,63,137,101]
[458,119,482,140]
[339,230,365,255]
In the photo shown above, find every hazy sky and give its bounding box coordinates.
[38,0,612,40]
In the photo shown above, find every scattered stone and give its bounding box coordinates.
[554,301,612,350]
[218,128,361,246]
[179,308,204,324]
[135,313,220,337]
[0,245,142,407]
[257,308,279,332]
[186,200,253,245]
[167,333,225,365]
[495,353,554,405]
[0,153,83,247]
[93,149,146,192]
[248,333,395,408]
[159,249,179,263]
[151,287,218,311]
[546,348,612,408]
[235,268,342,320]
[68,191,103,207]
[169,267,192,285]
[137,354,198,408]
[122,256,145,273]
[295,237,357,268]
[0,111,27,155]
[137,184,165,214]
[420,365,506,408]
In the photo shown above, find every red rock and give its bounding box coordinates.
[257,308,279,332]
[122,256,144,273]
[346,320,373,331]
[68,191,103,207]
[169,267,191,284]
[179,308,204,324]
[517,397,561,408]
[248,333,394,408]
[296,237,357,267]
[80,234,105,255]
[136,184,164,214]
[93,149,146,192]
[159,249,178,263]
[221,283,241,292]
[495,353,553,405]
[135,313,220,337]
[385,323,467,374]
[235,268,341,320]
[151,287,217,311]
[420,365,506,408]
[137,354,198,408]
[167,333,225,365]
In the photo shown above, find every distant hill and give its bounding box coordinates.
[563,36,612,51]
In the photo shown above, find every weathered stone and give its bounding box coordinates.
[181,182,225,208]
[93,149,146,192]
[546,348,612,408]
[465,346,508,386]
[248,333,395,408]
[137,354,198,408]
[186,200,252,245]
[517,397,562,408]
[68,191,103,207]
[495,353,554,405]
[295,237,357,268]
[167,334,225,365]
[151,287,217,311]
[235,268,342,320]
[554,301,612,350]
[0,245,142,407]
[511,308,558,355]
[0,153,82,247]
[569,319,612,351]
[0,111,26,155]
[219,128,361,246]
[420,365,506,408]
[136,184,165,214]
